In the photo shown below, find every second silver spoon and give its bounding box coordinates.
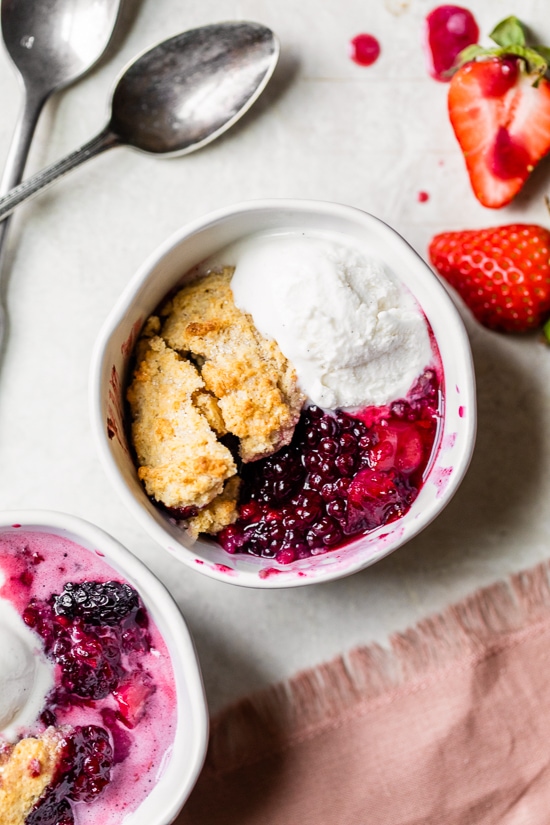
[0,22,279,223]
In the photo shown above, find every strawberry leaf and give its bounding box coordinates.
[456,44,487,64]
[535,45,550,62]
[454,43,547,81]
[543,317,550,345]
[500,45,548,78]
[455,16,549,78]
[490,16,526,49]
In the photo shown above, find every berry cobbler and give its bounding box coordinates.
[126,231,442,563]
[0,530,176,825]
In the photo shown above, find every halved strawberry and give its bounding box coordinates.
[448,16,550,208]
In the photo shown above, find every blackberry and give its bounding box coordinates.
[25,595,150,702]
[52,618,126,700]
[26,725,113,825]
[53,581,140,625]
[220,373,441,563]
[68,725,113,802]
[26,793,74,825]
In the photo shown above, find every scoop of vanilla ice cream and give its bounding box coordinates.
[229,233,433,408]
[0,597,54,742]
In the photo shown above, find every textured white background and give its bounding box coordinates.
[1,0,550,714]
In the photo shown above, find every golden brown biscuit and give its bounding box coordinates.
[187,476,241,538]
[127,335,237,510]
[0,728,68,825]
[192,390,227,436]
[162,269,305,462]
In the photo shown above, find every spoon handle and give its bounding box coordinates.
[0,128,120,223]
[0,87,48,345]
[1,88,46,192]
[0,88,48,257]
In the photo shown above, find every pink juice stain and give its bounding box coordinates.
[424,5,479,81]
[349,33,381,67]
[212,563,236,575]
[432,465,453,497]
[259,567,281,580]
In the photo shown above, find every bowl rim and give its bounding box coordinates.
[90,197,477,589]
[0,509,209,823]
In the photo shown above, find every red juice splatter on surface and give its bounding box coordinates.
[424,5,479,81]
[418,191,430,202]
[349,33,380,67]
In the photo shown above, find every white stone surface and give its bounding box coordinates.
[0,0,550,716]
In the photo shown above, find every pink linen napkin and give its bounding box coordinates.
[177,562,550,825]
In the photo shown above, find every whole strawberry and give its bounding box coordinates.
[429,224,550,332]
[449,16,550,208]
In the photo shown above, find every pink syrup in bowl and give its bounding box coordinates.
[0,530,177,825]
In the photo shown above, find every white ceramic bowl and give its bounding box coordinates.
[0,510,208,824]
[90,199,476,588]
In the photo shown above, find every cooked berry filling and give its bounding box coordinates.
[9,581,155,823]
[219,369,441,563]
[26,726,113,825]
[23,583,150,703]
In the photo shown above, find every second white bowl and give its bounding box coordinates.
[0,510,208,823]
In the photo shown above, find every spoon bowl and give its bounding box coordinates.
[1,0,121,97]
[0,22,279,221]
[111,23,279,155]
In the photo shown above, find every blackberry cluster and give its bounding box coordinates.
[26,727,113,825]
[219,371,440,564]
[53,581,139,625]
[23,583,150,702]
[26,793,74,825]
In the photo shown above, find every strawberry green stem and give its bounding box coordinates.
[456,15,550,79]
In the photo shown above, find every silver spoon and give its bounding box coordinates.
[0,22,279,222]
[0,0,121,341]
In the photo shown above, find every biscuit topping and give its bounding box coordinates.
[127,268,305,532]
